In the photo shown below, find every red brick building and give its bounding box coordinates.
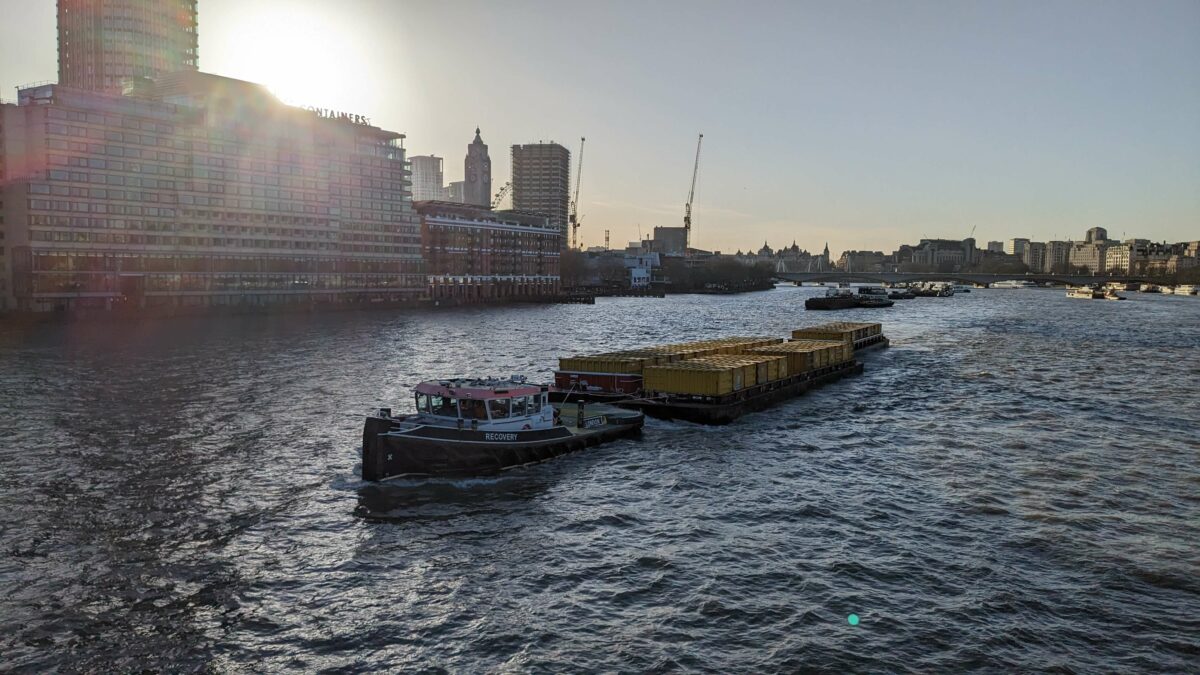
[416,201,561,303]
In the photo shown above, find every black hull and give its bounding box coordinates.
[619,360,864,425]
[361,415,643,480]
[805,297,859,310]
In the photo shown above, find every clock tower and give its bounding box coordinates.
[463,128,492,208]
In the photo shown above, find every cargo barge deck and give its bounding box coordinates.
[617,359,864,425]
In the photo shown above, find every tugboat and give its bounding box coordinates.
[361,377,644,480]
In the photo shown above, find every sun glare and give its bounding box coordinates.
[219,5,368,110]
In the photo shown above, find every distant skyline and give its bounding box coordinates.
[1,0,1197,254]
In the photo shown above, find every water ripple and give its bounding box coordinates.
[1,287,1199,671]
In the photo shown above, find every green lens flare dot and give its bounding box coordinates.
[847,614,860,626]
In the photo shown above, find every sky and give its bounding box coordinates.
[1,0,1197,255]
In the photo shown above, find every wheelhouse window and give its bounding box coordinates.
[512,396,528,417]
[489,398,511,419]
[430,395,458,417]
[461,398,488,420]
[415,393,429,413]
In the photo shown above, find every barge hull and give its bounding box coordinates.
[620,360,864,425]
[854,335,890,352]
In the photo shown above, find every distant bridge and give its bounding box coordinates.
[774,271,1150,286]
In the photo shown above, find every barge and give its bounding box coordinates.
[549,322,889,425]
[623,359,863,424]
[362,378,643,480]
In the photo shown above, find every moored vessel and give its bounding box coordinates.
[1067,286,1125,300]
[805,287,859,310]
[992,280,1038,289]
[1174,285,1197,296]
[362,378,644,480]
[855,287,895,308]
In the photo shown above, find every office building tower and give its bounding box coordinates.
[511,142,570,243]
[1004,238,1030,257]
[1045,240,1071,273]
[410,155,446,201]
[58,0,199,93]
[463,128,491,207]
[1022,241,1047,273]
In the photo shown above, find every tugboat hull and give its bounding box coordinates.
[362,407,643,480]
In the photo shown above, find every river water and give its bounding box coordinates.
[1,286,1198,672]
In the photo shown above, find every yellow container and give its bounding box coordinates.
[789,339,853,364]
[792,322,882,349]
[644,362,738,396]
[748,340,848,372]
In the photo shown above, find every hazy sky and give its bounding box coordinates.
[2,0,1197,254]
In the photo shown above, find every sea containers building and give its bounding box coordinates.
[416,200,561,303]
[0,73,424,313]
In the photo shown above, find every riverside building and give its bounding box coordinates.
[0,73,423,313]
[416,200,561,303]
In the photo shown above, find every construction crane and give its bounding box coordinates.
[683,133,703,252]
[569,137,586,250]
[491,182,512,209]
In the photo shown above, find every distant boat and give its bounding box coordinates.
[1067,286,1126,301]
[1067,287,1104,299]
[1174,285,1197,296]
[992,280,1038,289]
[855,287,895,308]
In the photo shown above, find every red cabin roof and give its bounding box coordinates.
[415,379,541,400]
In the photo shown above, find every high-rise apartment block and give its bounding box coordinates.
[58,0,199,93]
[511,142,570,244]
[0,75,424,312]
[463,129,491,207]
[410,155,447,201]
